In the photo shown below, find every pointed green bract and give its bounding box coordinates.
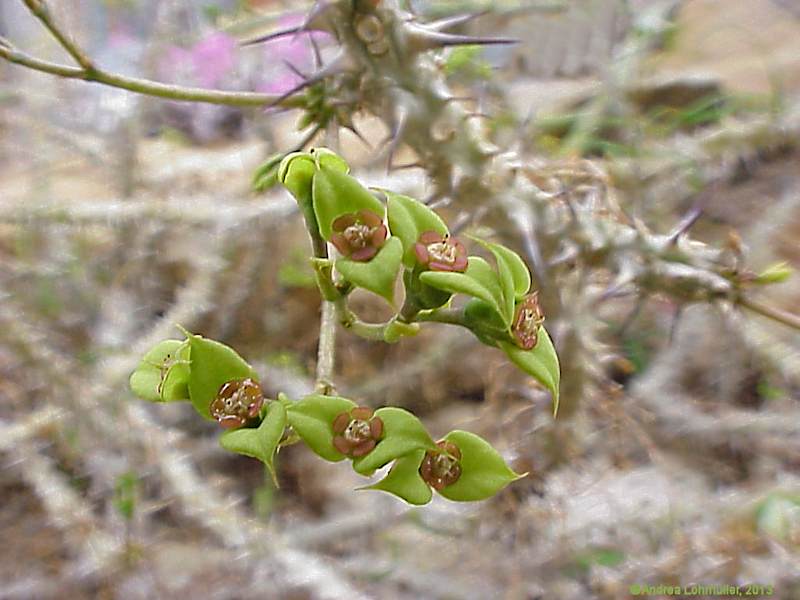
[312,164,385,240]
[185,332,258,420]
[335,237,403,304]
[220,401,287,486]
[311,147,350,173]
[437,430,525,502]
[420,256,507,325]
[285,394,356,462]
[129,339,190,403]
[352,407,437,476]
[360,450,432,505]
[278,152,316,202]
[385,191,448,267]
[499,326,560,415]
[403,267,453,311]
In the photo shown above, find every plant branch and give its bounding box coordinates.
[738,295,800,331]
[316,294,337,395]
[414,308,468,327]
[0,5,298,108]
[335,299,389,341]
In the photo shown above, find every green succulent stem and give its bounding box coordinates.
[334,298,390,341]
[414,308,468,328]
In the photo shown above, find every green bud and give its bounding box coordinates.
[754,261,792,284]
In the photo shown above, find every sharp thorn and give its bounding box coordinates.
[407,25,518,50]
[241,26,303,47]
[426,10,491,32]
[309,31,323,69]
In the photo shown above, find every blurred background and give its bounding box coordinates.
[1,0,799,598]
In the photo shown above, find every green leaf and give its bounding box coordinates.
[463,298,508,346]
[335,237,402,304]
[420,257,507,325]
[312,165,385,240]
[754,261,793,284]
[129,339,190,403]
[385,191,448,268]
[185,331,258,420]
[252,153,284,193]
[359,450,432,505]
[219,401,287,486]
[286,394,356,462]
[473,238,532,323]
[499,326,560,415]
[352,407,437,476]
[278,152,316,202]
[311,147,350,173]
[437,430,525,502]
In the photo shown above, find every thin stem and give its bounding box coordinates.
[22,0,93,70]
[335,299,389,341]
[0,21,298,108]
[738,295,800,331]
[315,296,337,395]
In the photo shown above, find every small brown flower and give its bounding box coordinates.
[512,292,545,350]
[420,440,462,490]
[210,378,264,429]
[331,209,388,262]
[413,231,468,272]
[332,406,384,457]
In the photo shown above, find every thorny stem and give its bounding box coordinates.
[0,2,301,108]
[738,295,800,332]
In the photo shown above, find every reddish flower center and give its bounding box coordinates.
[344,418,373,444]
[426,240,458,265]
[512,293,544,350]
[420,440,463,490]
[210,378,264,429]
[343,223,373,249]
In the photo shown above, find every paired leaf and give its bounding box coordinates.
[499,326,561,415]
[285,394,356,462]
[420,257,507,325]
[185,331,258,420]
[359,449,432,505]
[403,267,453,311]
[474,238,532,323]
[437,430,525,502]
[129,339,190,403]
[312,164,385,240]
[220,401,287,485]
[335,237,403,304]
[352,407,437,476]
[385,191,448,267]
